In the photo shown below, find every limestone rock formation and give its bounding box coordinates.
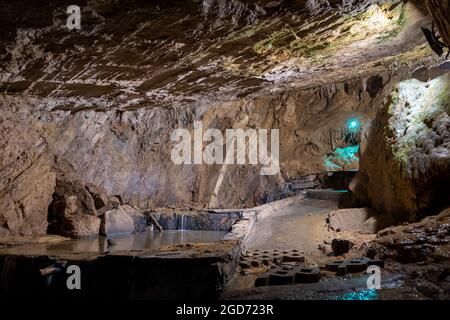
[328,207,393,234]
[46,164,145,238]
[120,205,148,233]
[367,208,450,263]
[0,98,56,235]
[425,0,450,47]
[0,0,443,216]
[352,73,450,221]
[0,157,56,236]
[85,183,109,210]
[50,176,99,217]
[55,214,101,239]
[100,205,147,236]
[46,169,112,238]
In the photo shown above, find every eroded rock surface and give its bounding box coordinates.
[0,156,56,236]
[1,1,438,207]
[56,214,101,238]
[0,0,443,235]
[425,0,450,47]
[364,209,450,299]
[352,73,450,221]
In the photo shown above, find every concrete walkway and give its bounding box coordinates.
[245,198,338,254]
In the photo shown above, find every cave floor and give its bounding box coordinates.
[223,196,450,300]
[223,196,379,298]
[246,198,338,255]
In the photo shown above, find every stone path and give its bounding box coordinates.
[245,198,338,254]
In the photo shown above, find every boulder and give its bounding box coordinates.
[328,208,393,234]
[85,183,109,210]
[100,206,135,236]
[49,195,78,220]
[55,214,101,239]
[331,239,353,256]
[121,205,148,233]
[97,195,124,215]
[52,176,99,216]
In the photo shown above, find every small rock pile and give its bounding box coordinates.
[48,171,148,239]
[366,211,450,263]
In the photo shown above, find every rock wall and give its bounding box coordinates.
[0,66,414,212]
[0,0,440,235]
[352,73,450,222]
[426,0,450,47]
[0,99,56,235]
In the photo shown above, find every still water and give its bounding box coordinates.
[0,230,228,256]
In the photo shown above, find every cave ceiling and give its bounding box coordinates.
[0,0,435,111]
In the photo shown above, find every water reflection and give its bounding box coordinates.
[0,231,228,256]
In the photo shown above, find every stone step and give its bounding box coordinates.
[305,189,348,201]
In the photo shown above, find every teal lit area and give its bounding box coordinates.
[324,145,360,171]
[347,118,361,132]
[330,289,379,301]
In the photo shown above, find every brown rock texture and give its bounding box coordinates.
[0,156,56,236]
[328,207,393,234]
[0,0,442,220]
[352,73,450,221]
[0,99,57,235]
[85,183,109,210]
[56,214,101,238]
[100,205,136,236]
[365,208,450,299]
[426,0,450,46]
[51,173,99,217]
